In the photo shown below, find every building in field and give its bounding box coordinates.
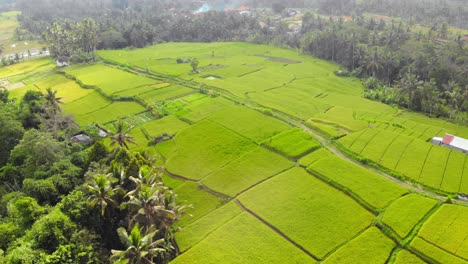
[432,134,468,154]
[70,134,91,145]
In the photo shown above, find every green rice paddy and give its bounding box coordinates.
[3,41,468,263]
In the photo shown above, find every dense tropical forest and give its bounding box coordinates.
[0,88,187,262]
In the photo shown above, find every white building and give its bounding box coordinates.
[432,134,468,154]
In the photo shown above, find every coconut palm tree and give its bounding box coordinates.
[109,120,136,150]
[110,225,166,264]
[44,88,63,112]
[87,173,119,217]
[124,170,187,235]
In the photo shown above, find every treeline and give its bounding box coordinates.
[297,14,467,120]
[16,0,259,49]
[0,89,186,263]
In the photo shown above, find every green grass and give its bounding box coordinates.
[410,237,466,264]
[419,146,451,188]
[441,150,466,193]
[262,128,321,159]
[128,127,149,150]
[308,152,408,209]
[298,148,332,167]
[173,181,226,227]
[171,213,315,264]
[64,64,157,96]
[314,106,369,132]
[155,139,177,160]
[360,129,401,162]
[395,140,432,181]
[239,167,374,259]
[74,101,146,126]
[180,96,233,123]
[138,85,194,104]
[417,204,468,260]
[208,105,291,143]
[348,128,381,154]
[381,194,439,238]
[142,115,189,137]
[322,227,396,264]
[201,147,294,197]
[305,119,348,139]
[62,92,111,116]
[165,120,256,180]
[0,58,54,79]
[394,250,426,264]
[175,202,243,252]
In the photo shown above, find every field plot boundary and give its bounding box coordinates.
[98,49,468,203]
[234,199,319,261]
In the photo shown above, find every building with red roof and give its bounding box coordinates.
[433,134,468,154]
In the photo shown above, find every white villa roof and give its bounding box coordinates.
[442,134,468,151]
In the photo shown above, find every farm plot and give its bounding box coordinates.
[416,204,468,260]
[138,85,194,105]
[175,202,243,252]
[208,105,291,143]
[298,148,332,167]
[459,164,468,194]
[31,74,94,103]
[165,120,256,180]
[360,129,401,162]
[308,151,408,209]
[262,128,321,159]
[179,96,233,123]
[305,119,348,139]
[171,213,315,264]
[142,115,189,137]
[381,194,439,238]
[395,140,432,181]
[441,150,466,193]
[239,167,374,259]
[62,92,111,116]
[0,58,53,79]
[313,106,369,132]
[64,64,157,96]
[249,86,332,120]
[113,82,170,97]
[73,101,146,126]
[378,134,414,169]
[322,227,395,264]
[201,147,294,197]
[394,250,426,264]
[173,181,226,227]
[128,127,149,150]
[410,237,466,264]
[419,146,451,188]
[347,128,382,154]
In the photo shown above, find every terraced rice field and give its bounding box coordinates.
[3,42,468,263]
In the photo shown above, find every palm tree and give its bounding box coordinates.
[110,225,166,264]
[109,120,136,150]
[87,173,119,217]
[124,170,187,235]
[365,48,382,77]
[398,70,421,110]
[44,88,63,112]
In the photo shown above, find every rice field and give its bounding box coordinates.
[307,150,408,209]
[322,227,396,264]
[3,41,468,263]
[165,120,256,180]
[381,194,439,238]
[262,128,321,159]
[238,167,374,259]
